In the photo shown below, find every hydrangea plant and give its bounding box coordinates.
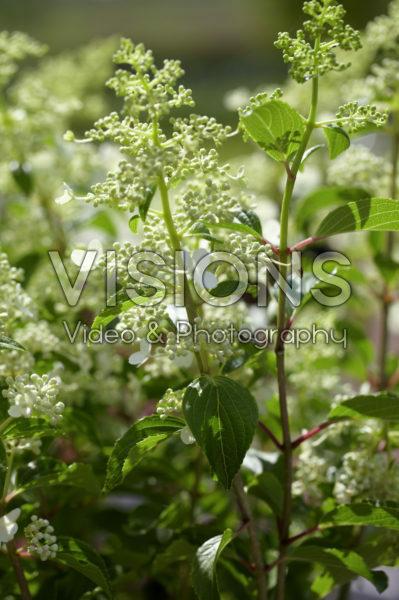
[1,1,399,599]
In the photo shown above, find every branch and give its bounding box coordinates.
[283,525,322,546]
[233,474,268,600]
[258,421,283,450]
[292,422,332,449]
[288,235,325,253]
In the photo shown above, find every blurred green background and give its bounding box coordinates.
[0,0,391,120]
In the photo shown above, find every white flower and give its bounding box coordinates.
[128,339,152,367]
[55,182,74,205]
[0,508,21,543]
[71,238,103,273]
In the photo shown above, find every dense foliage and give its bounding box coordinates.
[1,1,399,598]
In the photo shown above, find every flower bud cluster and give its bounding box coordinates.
[336,101,388,133]
[156,387,184,419]
[25,516,58,561]
[0,32,46,89]
[275,0,361,84]
[3,373,64,424]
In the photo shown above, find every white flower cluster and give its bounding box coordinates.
[179,172,248,225]
[25,515,58,561]
[0,252,33,327]
[156,388,184,420]
[327,146,391,197]
[14,321,60,356]
[334,451,399,504]
[3,373,64,424]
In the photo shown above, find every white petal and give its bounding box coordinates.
[203,271,218,290]
[71,249,98,272]
[55,183,73,205]
[180,426,196,445]
[139,339,152,355]
[70,249,86,267]
[6,508,21,522]
[172,352,194,369]
[88,239,103,254]
[128,352,148,366]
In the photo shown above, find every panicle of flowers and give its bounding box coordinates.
[77,38,232,215]
[25,515,58,561]
[335,101,388,133]
[364,0,399,54]
[275,0,361,84]
[156,388,184,420]
[3,373,64,424]
[0,32,46,89]
[327,145,391,197]
[365,58,399,102]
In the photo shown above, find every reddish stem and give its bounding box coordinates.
[261,238,280,256]
[258,421,283,450]
[288,236,325,254]
[283,525,321,546]
[291,421,332,449]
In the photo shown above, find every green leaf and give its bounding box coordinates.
[289,545,387,596]
[139,184,157,221]
[299,144,325,171]
[183,376,258,488]
[10,161,33,196]
[192,529,233,600]
[0,334,26,352]
[201,221,262,240]
[1,418,60,439]
[87,211,116,236]
[322,125,350,159]
[316,197,399,238]
[129,214,140,234]
[57,536,112,598]
[153,539,196,573]
[104,415,185,492]
[240,99,305,163]
[247,472,284,516]
[295,186,371,230]
[374,252,399,284]
[90,290,164,333]
[185,222,223,243]
[322,502,399,531]
[236,210,263,235]
[16,462,100,495]
[210,280,241,298]
[329,392,399,421]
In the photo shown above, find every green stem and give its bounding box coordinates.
[233,474,268,600]
[153,118,267,598]
[275,74,319,600]
[379,113,399,457]
[0,451,32,600]
[0,416,13,436]
[2,449,15,503]
[6,541,32,600]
